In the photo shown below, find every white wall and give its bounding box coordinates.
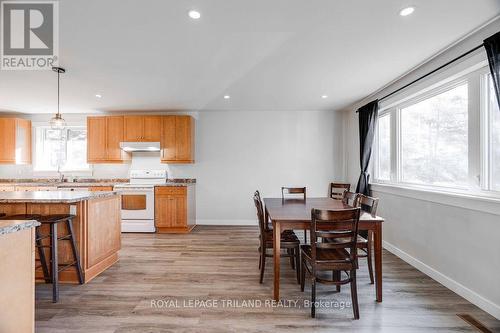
[341,18,500,319]
[0,110,344,225]
[193,110,344,224]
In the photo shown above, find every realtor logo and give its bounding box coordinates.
[1,1,59,70]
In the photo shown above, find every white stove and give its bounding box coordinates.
[114,170,167,233]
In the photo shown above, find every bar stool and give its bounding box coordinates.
[36,214,84,302]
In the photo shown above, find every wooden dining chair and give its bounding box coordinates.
[254,191,300,284]
[342,191,360,207]
[254,190,270,232]
[281,187,306,200]
[300,207,361,319]
[281,187,307,242]
[256,190,294,237]
[355,194,379,284]
[329,183,350,200]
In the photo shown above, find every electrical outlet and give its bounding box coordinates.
[69,205,77,215]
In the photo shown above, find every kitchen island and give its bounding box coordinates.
[0,191,121,283]
[0,219,39,333]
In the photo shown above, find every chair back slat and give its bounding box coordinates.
[342,191,359,207]
[316,241,352,249]
[358,194,379,215]
[310,208,361,262]
[329,183,350,200]
[281,187,306,200]
[316,230,352,239]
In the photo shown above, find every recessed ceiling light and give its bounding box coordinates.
[95,94,102,98]
[321,95,328,99]
[188,10,201,19]
[223,95,230,99]
[399,6,415,16]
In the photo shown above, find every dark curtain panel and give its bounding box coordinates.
[355,100,379,196]
[484,31,500,110]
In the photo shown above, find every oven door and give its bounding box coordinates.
[115,187,154,220]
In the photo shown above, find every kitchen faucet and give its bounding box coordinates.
[57,166,65,182]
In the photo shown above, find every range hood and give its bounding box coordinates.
[120,142,161,152]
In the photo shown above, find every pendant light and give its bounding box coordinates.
[50,66,66,130]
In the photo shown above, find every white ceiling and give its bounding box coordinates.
[0,0,499,114]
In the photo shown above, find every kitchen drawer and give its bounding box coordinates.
[155,186,186,195]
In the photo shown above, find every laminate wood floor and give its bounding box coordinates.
[35,226,500,333]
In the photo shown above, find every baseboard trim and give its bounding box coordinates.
[383,240,500,320]
[196,219,257,226]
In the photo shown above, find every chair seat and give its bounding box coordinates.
[301,245,354,270]
[267,226,294,235]
[263,229,300,247]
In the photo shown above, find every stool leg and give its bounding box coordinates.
[35,227,51,283]
[66,218,84,284]
[50,223,59,303]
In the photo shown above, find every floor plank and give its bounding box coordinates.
[35,226,500,332]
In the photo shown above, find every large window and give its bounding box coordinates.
[400,83,468,187]
[374,63,500,197]
[34,126,89,172]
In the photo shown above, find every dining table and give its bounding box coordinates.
[263,197,385,302]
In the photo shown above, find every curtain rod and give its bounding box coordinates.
[356,43,484,112]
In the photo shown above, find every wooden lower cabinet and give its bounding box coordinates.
[155,186,195,233]
[89,186,114,191]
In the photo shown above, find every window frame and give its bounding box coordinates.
[32,124,92,175]
[372,60,500,201]
[480,70,500,195]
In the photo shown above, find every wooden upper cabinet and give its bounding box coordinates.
[106,116,128,161]
[161,116,176,161]
[143,116,161,141]
[87,117,107,162]
[175,116,193,162]
[161,115,194,164]
[123,116,144,141]
[88,115,194,164]
[87,116,130,163]
[0,118,31,164]
[123,116,161,142]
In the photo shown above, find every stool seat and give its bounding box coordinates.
[39,214,76,223]
[4,214,42,220]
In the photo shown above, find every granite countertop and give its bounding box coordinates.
[0,191,117,203]
[156,182,196,187]
[0,220,40,236]
[0,178,196,187]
